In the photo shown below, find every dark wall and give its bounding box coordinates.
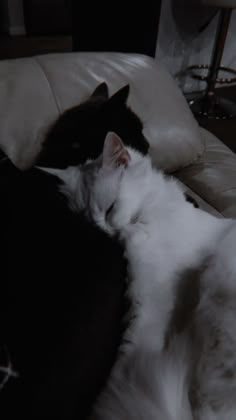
[70,2,162,57]
[23,1,162,57]
[0,0,9,34]
[23,0,71,35]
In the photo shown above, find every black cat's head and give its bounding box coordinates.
[37,82,149,168]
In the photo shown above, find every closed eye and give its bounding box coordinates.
[130,213,140,224]
[105,202,115,219]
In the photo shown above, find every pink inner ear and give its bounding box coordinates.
[110,134,123,155]
[116,149,131,167]
[103,132,131,168]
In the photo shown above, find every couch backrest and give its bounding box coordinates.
[0,52,204,171]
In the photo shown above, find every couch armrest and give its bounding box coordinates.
[174,128,236,219]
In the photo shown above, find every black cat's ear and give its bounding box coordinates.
[91,82,109,99]
[102,132,131,168]
[107,84,130,108]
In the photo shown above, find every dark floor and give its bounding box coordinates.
[0,35,236,154]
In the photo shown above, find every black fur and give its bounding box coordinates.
[0,84,148,419]
[185,192,199,208]
[38,83,149,168]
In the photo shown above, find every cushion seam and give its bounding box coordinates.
[220,186,236,193]
[34,56,61,115]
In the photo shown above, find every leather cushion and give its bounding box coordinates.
[175,128,236,219]
[0,52,204,171]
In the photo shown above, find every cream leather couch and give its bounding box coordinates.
[0,52,236,219]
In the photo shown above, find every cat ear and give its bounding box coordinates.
[106,85,130,108]
[91,82,109,99]
[102,132,131,168]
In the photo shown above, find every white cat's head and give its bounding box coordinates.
[82,131,152,235]
[40,131,153,235]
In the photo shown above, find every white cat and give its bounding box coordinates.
[40,132,236,420]
[190,224,236,420]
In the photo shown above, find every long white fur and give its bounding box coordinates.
[91,334,193,420]
[39,132,236,419]
[190,224,236,420]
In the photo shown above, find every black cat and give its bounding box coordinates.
[0,83,149,419]
[38,82,149,168]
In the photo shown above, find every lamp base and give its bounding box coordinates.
[188,92,236,119]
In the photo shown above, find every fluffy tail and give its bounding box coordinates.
[91,334,193,420]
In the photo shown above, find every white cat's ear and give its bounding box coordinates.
[102,132,131,168]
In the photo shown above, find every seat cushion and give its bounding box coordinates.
[0,52,204,171]
[175,128,236,219]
